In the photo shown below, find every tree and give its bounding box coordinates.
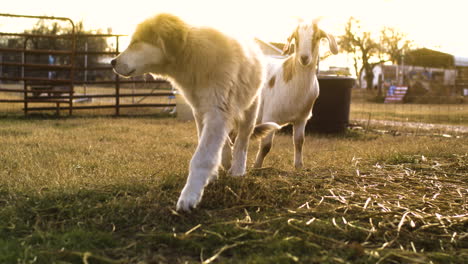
[380,26,411,65]
[339,18,412,97]
[339,17,383,91]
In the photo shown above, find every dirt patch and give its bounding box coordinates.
[354,119,468,134]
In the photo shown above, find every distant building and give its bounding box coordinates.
[455,56,468,96]
[360,64,456,88]
[359,48,468,96]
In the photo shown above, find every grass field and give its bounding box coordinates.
[0,117,466,263]
[350,102,467,126]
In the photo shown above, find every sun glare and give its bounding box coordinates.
[2,0,467,58]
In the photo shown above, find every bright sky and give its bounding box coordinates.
[3,0,468,68]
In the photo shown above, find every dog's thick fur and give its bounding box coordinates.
[112,13,278,211]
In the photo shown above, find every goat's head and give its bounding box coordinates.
[283,20,338,67]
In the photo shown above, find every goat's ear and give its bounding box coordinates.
[282,33,295,55]
[282,41,292,55]
[320,30,338,55]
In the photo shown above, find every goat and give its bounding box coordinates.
[254,20,338,169]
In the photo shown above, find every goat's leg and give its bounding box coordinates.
[293,121,306,169]
[229,100,258,176]
[253,131,275,168]
[176,109,228,212]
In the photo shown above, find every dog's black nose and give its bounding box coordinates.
[300,55,309,65]
[110,59,117,67]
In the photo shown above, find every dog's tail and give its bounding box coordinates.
[251,122,281,139]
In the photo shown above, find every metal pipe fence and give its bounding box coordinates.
[350,90,467,132]
[0,13,466,131]
[0,13,175,116]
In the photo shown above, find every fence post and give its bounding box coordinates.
[22,38,27,115]
[115,36,120,116]
[23,78,28,116]
[69,19,75,116]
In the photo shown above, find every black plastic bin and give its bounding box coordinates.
[307,76,355,133]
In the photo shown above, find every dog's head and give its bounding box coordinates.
[111,13,188,77]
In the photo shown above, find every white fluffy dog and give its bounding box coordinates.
[111,13,278,211]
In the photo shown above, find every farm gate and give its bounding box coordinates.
[0,13,175,116]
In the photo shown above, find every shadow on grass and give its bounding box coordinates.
[0,156,466,263]
[0,112,176,121]
[0,169,347,263]
[278,125,379,142]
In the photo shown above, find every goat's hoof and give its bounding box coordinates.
[294,163,304,170]
[253,162,262,169]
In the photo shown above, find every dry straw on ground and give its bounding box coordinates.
[0,118,466,263]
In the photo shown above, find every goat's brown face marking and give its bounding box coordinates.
[293,27,300,50]
[282,56,295,83]
[268,75,276,88]
[293,22,324,66]
[283,27,299,55]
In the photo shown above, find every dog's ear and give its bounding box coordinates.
[158,27,187,57]
[154,14,188,58]
[157,36,168,56]
[320,30,338,55]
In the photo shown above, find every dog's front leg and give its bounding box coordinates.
[176,109,228,212]
[221,135,233,170]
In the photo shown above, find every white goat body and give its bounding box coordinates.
[255,21,338,169]
[258,56,319,126]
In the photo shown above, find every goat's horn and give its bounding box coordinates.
[312,16,324,25]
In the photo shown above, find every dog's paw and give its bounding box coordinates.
[228,165,246,177]
[176,185,203,212]
[207,171,219,184]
